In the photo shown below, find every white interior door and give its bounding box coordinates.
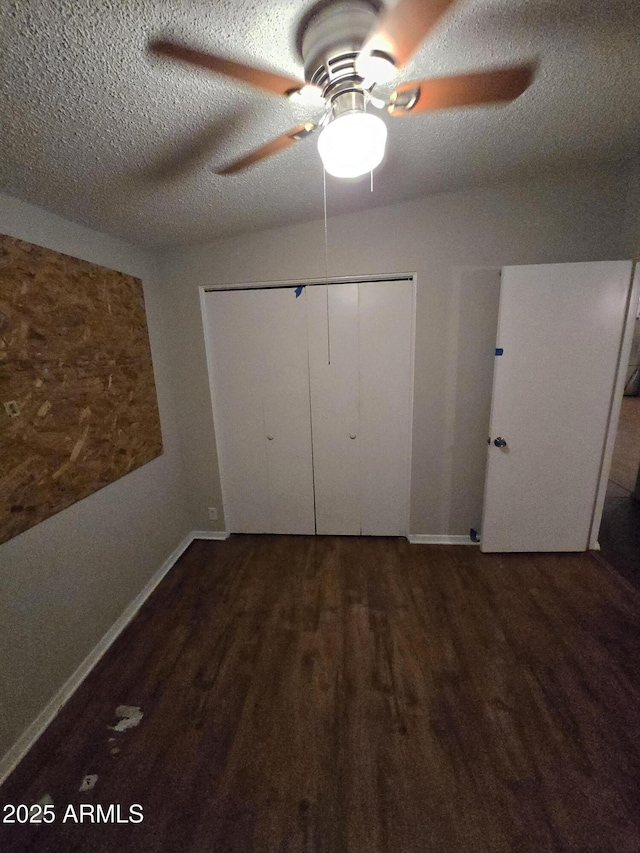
[307,280,414,536]
[205,288,315,534]
[481,261,634,552]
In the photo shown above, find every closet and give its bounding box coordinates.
[203,278,414,536]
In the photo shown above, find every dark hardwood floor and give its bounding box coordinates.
[2,535,640,852]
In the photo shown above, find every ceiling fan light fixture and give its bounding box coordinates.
[317,110,387,178]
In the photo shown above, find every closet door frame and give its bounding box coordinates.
[199,272,417,537]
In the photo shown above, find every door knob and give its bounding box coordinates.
[494,436,507,448]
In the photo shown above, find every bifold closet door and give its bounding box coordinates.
[307,284,360,534]
[204,288,315,534]
[307,281,414,536]
[358,280,413,535]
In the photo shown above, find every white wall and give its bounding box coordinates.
[160,163,639,536]
[0,194,190,762]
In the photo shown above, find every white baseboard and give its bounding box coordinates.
[192,530,230,540]
[0,528,229,787]
[408,534,479,545]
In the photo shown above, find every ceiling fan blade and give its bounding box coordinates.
[388,64,537,116]
[360,0,458,71]
[149,39,308,98]
[215,123,317,175]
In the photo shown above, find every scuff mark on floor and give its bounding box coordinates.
[79,774,98,792]
[109,705,143,732]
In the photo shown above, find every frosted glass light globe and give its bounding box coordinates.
[317,111,388,179]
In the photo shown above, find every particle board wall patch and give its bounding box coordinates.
[0,235,163,544]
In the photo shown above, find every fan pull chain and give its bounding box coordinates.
[323,167,331,365]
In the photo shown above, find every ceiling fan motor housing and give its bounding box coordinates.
[299,0,382,104]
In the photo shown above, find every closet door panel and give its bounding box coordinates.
[205,288,315,534]
[262,288,316,534]
[307,284,360,535]
[205,290,271,533]
[359,281,413,536]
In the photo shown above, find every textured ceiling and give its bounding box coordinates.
[0,0,638,247]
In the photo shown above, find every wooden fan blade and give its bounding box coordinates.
[388,64,537,116]
[360,0,458,70]
[215,123,317,175]
[149,39,307,98]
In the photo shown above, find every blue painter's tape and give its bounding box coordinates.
[295,285,304,298]
[495,347,504,356]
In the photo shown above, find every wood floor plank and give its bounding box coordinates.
[2,536,640,852]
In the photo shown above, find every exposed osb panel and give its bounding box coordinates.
[0,235,163,544]
[0,1,638,246]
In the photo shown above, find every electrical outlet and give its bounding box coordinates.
[208,506,218,521]
[3,401,20,419]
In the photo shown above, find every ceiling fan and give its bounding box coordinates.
[149,0,536,179]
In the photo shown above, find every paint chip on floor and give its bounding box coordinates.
[109,705,143,732]
[79,774,98,792]
[30,794,54,822]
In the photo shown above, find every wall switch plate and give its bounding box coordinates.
[208,506,218,521]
